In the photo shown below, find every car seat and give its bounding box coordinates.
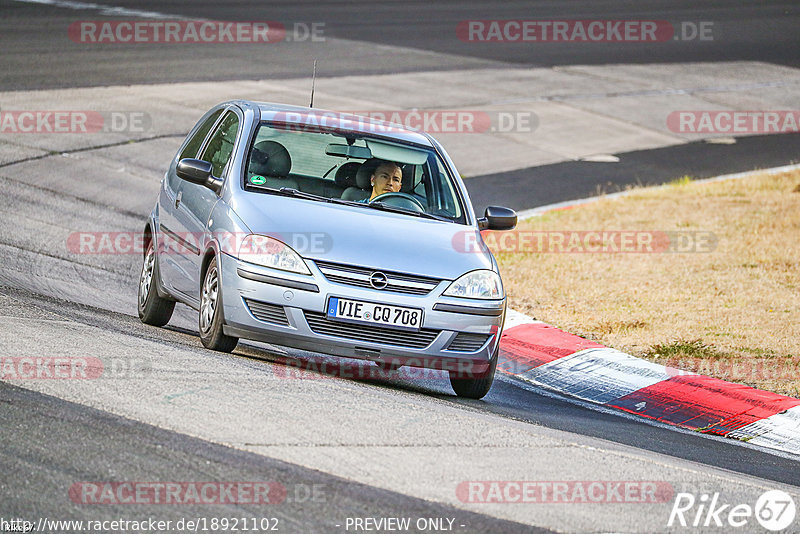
[247,140,298,189]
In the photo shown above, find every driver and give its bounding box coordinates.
[359,160,402,202]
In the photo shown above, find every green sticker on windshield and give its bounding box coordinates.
[250,175,267,186]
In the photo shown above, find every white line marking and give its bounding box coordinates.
[516,162,800,220]
[10,0,191,20]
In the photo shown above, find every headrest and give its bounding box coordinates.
[355,158,381,189]
[401,164,416,194]
[249,140,292,178]
[334,162,361,189]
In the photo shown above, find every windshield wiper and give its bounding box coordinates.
[368,201,451,222]
[263,187,356,207]
[276,187,331,202]
[255,187,452,221]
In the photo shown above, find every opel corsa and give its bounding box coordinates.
[138,101,517,398]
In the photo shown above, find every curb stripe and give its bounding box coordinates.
[499,323,603,373]
[729,406,800,455]
[502,309,546,331]
[521,348,684,405]
[497,163,800,455]
[608,375,800,435]
[498,311,800,455]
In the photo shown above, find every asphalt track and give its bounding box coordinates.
[1,380,541,534]
[468,132,800,214]
[1,285,799,532]
[1,0,799,90]
[1,1,800,533]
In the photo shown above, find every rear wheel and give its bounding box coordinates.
[199,257,238,352]
[449,344,498,399]
[138,240,175,326]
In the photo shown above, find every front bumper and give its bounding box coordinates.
[218,253,505,373]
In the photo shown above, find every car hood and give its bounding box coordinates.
[230,194,493,280]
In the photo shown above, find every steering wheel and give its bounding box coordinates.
[369,192,426,213]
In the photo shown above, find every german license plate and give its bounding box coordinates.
[326,297,422,331]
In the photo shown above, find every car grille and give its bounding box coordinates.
[314,260,441,296]
[244,298,289,326]
[304,312,440,349]
[445,333,492,353]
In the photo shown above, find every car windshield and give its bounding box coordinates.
[241,121,466,223]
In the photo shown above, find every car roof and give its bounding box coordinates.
[242,101,435,147]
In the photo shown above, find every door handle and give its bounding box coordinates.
[175,190,182,209]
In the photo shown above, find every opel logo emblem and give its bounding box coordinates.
[369,271,388,290]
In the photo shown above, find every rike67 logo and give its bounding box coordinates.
[668,490,796,531]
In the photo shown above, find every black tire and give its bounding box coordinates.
[199,256,238,352]
[138,239,175,326]
[449,344,498,399]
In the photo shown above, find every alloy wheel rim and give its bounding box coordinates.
[138,245,155,309]
[200,266,218,333]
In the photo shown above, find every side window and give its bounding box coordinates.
[428,156,463,219]
[410,165,426,197]
[200,111,240,177]
[179,109,223,160]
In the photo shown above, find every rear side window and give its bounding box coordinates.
[200,112,240,177]
[179,109,223,160]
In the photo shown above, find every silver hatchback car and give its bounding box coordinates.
[138,101,517,398]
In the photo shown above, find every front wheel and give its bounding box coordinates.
[449,344,498,399]
[138,240,175,326]
[199,257,238,352]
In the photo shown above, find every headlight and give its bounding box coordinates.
[443,270,503,299]
[238,234,310,275]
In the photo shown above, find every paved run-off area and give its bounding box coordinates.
[2,43,800,534]
[2,287,799,533]
[2,61,800,176]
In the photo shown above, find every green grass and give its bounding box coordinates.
[645,339,732,361]
[668,175,694,186]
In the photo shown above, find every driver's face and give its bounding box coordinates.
[370,163,402,199]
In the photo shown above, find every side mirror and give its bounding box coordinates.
[176,158,222,192]
[478,206,517,231]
